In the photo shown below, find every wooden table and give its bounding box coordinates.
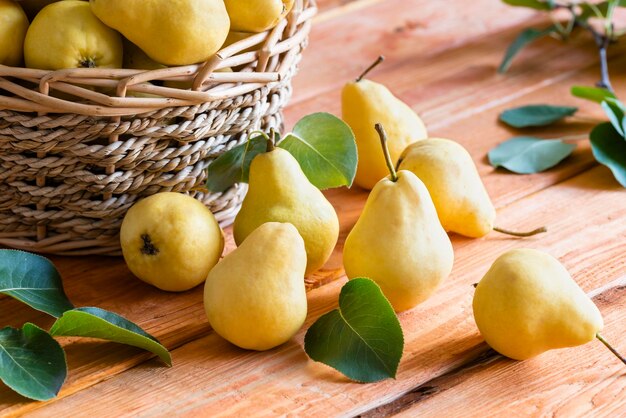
[2,1,625,416]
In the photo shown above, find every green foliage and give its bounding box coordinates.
[0,250,74,318]
[601,98,626,136]
[590,123,626,187]
[206,136,268,193]
[489,136,576,174]
[50,307,171,366]
[304,278,404,383]
[0,324,67,401]
[571,86,616,103]
[499,105,578,128]
[498,26,557,73]
[502,0,555,10]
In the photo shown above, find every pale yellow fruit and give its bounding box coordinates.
[123,40,165,70]
[343,170,454,312]
[234,148,339,276]
[473,248,604,360]
[90,0,230,66]
[204,222,307,351]
[24,1,122,70]
[398,138,496,238]
[120,192,224,292]
[0,0,29,66]
[342,79,428,190]
[225,0,294,33]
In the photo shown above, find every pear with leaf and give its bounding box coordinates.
[343,124,454,312]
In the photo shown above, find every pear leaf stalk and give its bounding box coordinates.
[596,333,626,366]
[356,56,385,82]
[493,226,547,237]
[375,123,398,182]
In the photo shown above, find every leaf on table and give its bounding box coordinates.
[499,104,578,128]
[304,278,404,383]
[590,122,626,187]
[50,307,172,366]
[571,85,617,104]
[0,323,67,401]
[502,0,555,10]
[0,250,74,318]
[600,98,626,137]
[279,113,357,189]
[498,25,558,74]
[488,136,576,174]
[206,135,268,193]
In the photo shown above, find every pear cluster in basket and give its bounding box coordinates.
[118,57,620,367]
[1,0,293,70]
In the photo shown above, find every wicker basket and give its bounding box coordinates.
[0,0,316,256]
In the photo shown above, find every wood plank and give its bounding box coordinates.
[372,282,626,418]
[22,166,626,417]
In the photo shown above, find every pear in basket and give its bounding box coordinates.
[24,1,123,70]
[90,0,230,66]
[0,0,29,66]
[225,0,294,33]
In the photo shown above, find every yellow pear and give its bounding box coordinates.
[0,0,29,66]
[123,40,165,70]
[233,145,339,276]
[398,138,496,238]
[24,1,122,70]
[343,125,454,312]
[342,57,428,190]
[120,192,224,292]
[473,248,614,361]
[204,222,307,351]
[224,0,294,33]
[90,0,230,66]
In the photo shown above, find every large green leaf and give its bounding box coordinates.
[206,135,268,193]
[571,86,617,104]
[489,136,576,174]
[0,323,67,401]
[600,99,626,137]
[499,104,578,128]
[590,123,626,187]
[502,0,554,10]
[279,113,357,189]
[304,278,404,383]
[0,250,74,318]
[580,1,626,19]
[50,307,171,366]
[499,26,557,73]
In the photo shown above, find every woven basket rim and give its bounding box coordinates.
[0,0,317,117]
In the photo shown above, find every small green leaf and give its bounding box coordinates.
[499,26,557,73]
[0,250,74,318]
[279,113,357,189]
[304,278,404,383]
[600,99,626,137]
[499,105,578,128]
[50,307,172,366]
[590,123,626,187]
[206,135,268,193]
[0,323,67,401]
[571,86,617,103]
[489,136,576,174]
[502,0,554,10]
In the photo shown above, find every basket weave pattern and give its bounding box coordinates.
[0,1,316,255]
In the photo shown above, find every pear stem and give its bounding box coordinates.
[266,128,276,152]
[493,226,547,237]
[356,56,385,82]
[375,123,398,182]
[596,333,626,366]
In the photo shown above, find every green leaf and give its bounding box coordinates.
[502,0,554,10]
[571,86,617,103]
[279,113,357,189]
[304,278,404,383]
[206,135,268,193]
[601,99,626,137]
[499,26,557,73]
[0,323,67,401]
[580,1,626,19]
[499,104,578,128]
[50,307,172,366]
[0,250,74,318]
[489,136,576,174]
[590,123,626,187]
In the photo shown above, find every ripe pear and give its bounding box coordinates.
[90,0,230,66]
[398,138,496,238]
[24,1,123,70]
[204,222,308,351]
[0,0,29,67]
[473,249,608,361]
[342,57,428,190]
[343,125,454,312]
[233,145,339,276]
[224,0,294,33]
